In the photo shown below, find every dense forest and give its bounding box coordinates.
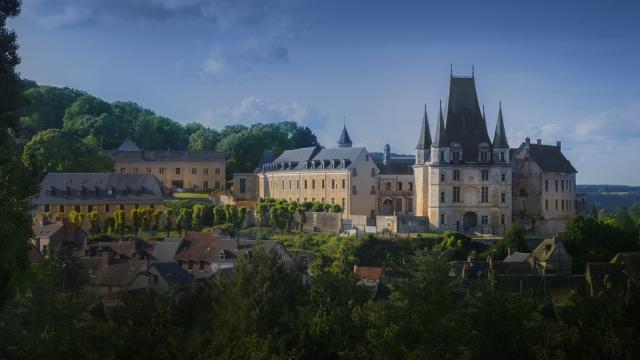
[576,185,640,212]
[17,80,319,179]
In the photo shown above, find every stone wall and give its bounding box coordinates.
[302,212,342,233]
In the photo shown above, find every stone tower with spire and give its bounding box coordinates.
[337,125,353,148]
[415,104,432,165]
[414,73,512,233]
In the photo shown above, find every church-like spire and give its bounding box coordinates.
[432,100,448,147]
[492,101,509,148]
[337,125,353,148]
[416,104,432,149]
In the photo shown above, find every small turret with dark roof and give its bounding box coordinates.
[338,125,353,148]
[416,104,432,150]
[432,100,448,147]
[492,102,509,149]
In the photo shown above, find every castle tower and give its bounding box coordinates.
[337,125,353,148]
[492,101,510,163]
[415,104,432,165]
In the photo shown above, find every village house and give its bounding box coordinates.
[31,216,87,256]
[104,139,226,192]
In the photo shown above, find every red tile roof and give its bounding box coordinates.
[175,232,222,263]
[354,266,383,281]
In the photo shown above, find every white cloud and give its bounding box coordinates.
[201,50,234,78]
[199,97,327,130]
[37,5,93,28]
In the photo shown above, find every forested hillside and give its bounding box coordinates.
[17,81,319,179]
[577,184,640,212]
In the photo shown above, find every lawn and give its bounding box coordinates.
[172,192,210,199]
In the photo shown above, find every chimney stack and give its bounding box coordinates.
[383,144,391,166]
[536,139,542,145]
[525,137,530,146]
[556,141,561,150]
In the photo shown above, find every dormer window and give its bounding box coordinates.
[500,151,506,162]
[450,143,462,163]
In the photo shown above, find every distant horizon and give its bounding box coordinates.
[10,0,640,185]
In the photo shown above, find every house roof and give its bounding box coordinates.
[33,173,169,205]
[515,143,577,173]
[175,233,222,263]
[444,76,492,161]
[354,266,383,282]
[432,101,448,147]
[254,150,276,171]
[263,146,367,172]
[151,238,185,262]
[370,152,415,175]
[271,146,320,164]
[532,238,569,262]
[585,262,626,296]
[148,262,192,286]
[503,251,531,263]
[104,140,225,163]
[32,222,64,238]
[338,126,353,147]
[610,251,640,280]
[95,259,147,287]
[213,239,282,263]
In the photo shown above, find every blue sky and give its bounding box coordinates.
[10,0,640,185]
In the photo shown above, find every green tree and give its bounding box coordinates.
[163,208,174,237]
[176,208,192,237]
[153,209,163,231]
[192,204,205,230]
[330,204,342,213]
[296,205,307,233]
[113,210,126,237]
[213,205,226,225]
[87,210,99,234]
[131,208,142,235]
[19,85,85,133]
[63,95,132,149]
[188,127,221,151]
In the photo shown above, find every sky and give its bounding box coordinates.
[9,0,640,185]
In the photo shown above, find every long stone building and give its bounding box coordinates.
[234,73,578,236]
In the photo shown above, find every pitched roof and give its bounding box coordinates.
[515,143,577,173]
[254,150,276,171]
[444,76,491,160]
[338,126,353,147]
[213,239,283,263]
[148,262,192,286]
[151,238,185,262]
[33,173,169,205]
[432,101,448,147]
[95,259,147,287]
[416,105,432,149]
[370,152,415,175]
[503,251,531,263]
[585,262,626,296]
[492,103,509,148]
[354,266,383,282]
[117,139,141,152]
[264,146,367,172]
[175,233,222,263]
[104,149,225,163]
[272,146,320,164]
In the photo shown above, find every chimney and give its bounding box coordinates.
[536,139,542,145]
[525,137,530,146]
[556,141,561,150]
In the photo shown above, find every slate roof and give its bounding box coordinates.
[148,262,191,286]
[432,101,448,147]
[175,233,222,263]
[104,140,224,163]
[492,103,509,148]
[263,146,367,172]
[213,239,282,263]
[416,105,432,149]
[338,126,353,147]
[254,150,276,171]
[526,143,577,173]
[33,173,169,205]
[444,77,492,160]
[32,222,64,238]
[503,251,531,263]
[370,152,415,175]
[272,146,320,164]
[151,238,185,262]
[95,259,147,287]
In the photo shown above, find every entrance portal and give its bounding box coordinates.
[381,199,393,215]
[463,212,477,231]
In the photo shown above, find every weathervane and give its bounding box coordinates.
[472,64,475,77]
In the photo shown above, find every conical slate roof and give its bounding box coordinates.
[432,101,448,147]
[117,139,141,152]
[444,76,491,161]
[492,102,509,148]
[416,104,432,149]
[338,125,352,148]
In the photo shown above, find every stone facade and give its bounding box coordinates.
[104,140,226,192]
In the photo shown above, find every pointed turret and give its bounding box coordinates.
[337,125,352,148]
[432,101,448,147]
[416,104,432,149]
[492,102,509,148]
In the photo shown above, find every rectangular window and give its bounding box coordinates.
[395,198,402,212]
[480,152,488,162]
[59,205,65,212]
[408,198,413,212]
[439,151,445,162]
[215,168,221,175]
[481,186,489,203]
[297,180,300,189]
[342,179,346,189]
[352,185,357,195]
[312,179,316,189]
[500,214,505,225]
[545,199,549,210]
[146,167,151,173]
[44,204,50,212]
[74,205,80,212]
[555,179,558,192]
[385,182,392,191]
[192,168,197,175]
[304,180,308,189]
[371,168,376,177]
[321,179,325,189]
[440,191,445,203]
[365,154,369,161]
[120,204,124,211]
[352,168,357,177]
[501,193,506,203]
[238,178,246,194]
[500,152,505,162]
[408,182,413,191]
[204,168,209,175]
[289,180,292,189]
[175,168,181,175]
[501,173,506,182]
[481,170,489,181]
[120,167,126,173]
[398,182,403,191]
[561,180,565,192]
[452,151,460,162]
[453,186,461,203]
[159,168,165,174]
[282,180,284,189]
[562,199,565,211]
[481,215,488,225]
[555,199,558,210]
[203,181,209,189]
[440,173,445,182]
[105,204,110,212]
[331,179,335,189]
[215,181,220,189]
[453,170,460,181]
[341,198,346,209]
[440,214,445,225]
[322,198,325,203]
[133,167,138,173]
[545,179,549,192]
